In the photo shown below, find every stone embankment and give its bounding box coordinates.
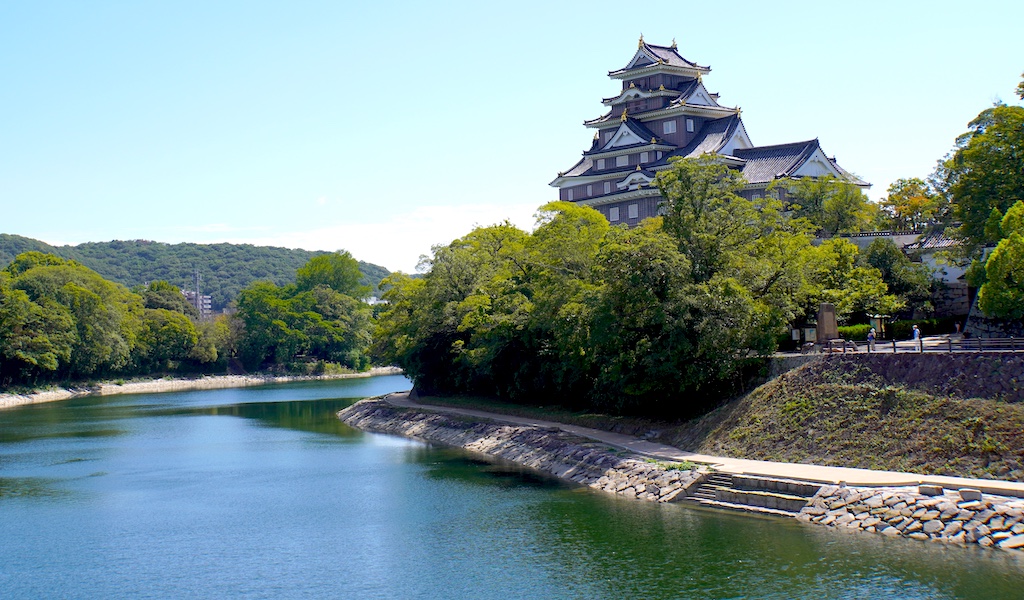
[339,397,704,503]
[342,395,1024,554]
[799,484,1024,552]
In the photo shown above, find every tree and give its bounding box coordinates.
[977,233,1024,319]
[7,254,143,377]
[655,155,761,283]
[0,272,75,383]
[137,280,199,317]
[295,251,370,298]
[938,103,1024,251]
[785,176,873,235]
[862,238,933,316]
[803,239,904,323]
[136,308,199,369]
[879,178,943,231]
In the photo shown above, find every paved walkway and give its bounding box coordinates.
[384,391,1024,498]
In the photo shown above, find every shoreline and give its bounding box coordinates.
[340,393,1024,553]
[0,366,404,410]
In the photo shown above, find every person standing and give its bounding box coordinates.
[867,327,876,352]
[912,324,922,351]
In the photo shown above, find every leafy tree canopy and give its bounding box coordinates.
[938,103,1024,252]
[783,176,875,236]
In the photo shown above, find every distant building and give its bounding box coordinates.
[550,37,868,226]
[182,290,213,318]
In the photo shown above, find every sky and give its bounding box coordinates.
[1,1,1021,273]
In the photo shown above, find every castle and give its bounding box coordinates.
[550,37,867,225]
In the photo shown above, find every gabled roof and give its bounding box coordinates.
[645,115,745,169]
[733,140,820,184]
[584,118,666,156]
[733,140,869,186]
[610,39,710,78]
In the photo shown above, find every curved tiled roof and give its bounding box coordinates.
[583,118,664,156]
[733,140,820,184]
[646,114,742,168]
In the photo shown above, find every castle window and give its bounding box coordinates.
[597,158,605,170]
[686,118,695,133]
[587,184,593,196]
[615,155,628,167]
[640,151,649,163]
[609,207,620,221]
[663,120,676,135]
[752,193,761,201]
[604,182,611,194]
[567,189,574,201]
[628,204,639,219]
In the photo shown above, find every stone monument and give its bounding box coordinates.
[816,302,839,343]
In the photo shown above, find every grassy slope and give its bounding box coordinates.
[424,359,1024,481]
[663,359,1024,481]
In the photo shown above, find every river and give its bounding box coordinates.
[1,376,1021,599]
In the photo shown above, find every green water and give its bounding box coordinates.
[1,376,1021,599]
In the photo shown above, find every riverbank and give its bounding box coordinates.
[339,392,1024,553]
[0,366,404,410]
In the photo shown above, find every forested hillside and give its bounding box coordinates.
[0,234,390,310]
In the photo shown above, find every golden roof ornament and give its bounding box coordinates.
[638,34,644,48]
[629,81,635,88]
[671,38,677,49]
[636,165,641,171]
[659,84,665,91]
[620,109,628,122]
[651,137,656,143]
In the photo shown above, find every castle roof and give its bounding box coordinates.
[609,39,710,79]
[733,140,868,187]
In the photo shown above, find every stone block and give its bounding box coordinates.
[989,517,1006,531]
[958,488,983,502]
[943,521,963,536]
[865,496,885,509]
[955,509,975,521]
[923,520,945,534]
[998,534,1024,550]
[906,521,923,533]
[909,532,930,541]
[979,536,995,547]
[881,526,901,537]
[920,510,941,521]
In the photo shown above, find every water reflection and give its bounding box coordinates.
[2,376,1024,599]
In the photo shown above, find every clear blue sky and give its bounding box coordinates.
[1,1,1021,273]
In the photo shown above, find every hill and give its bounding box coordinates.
[0,234,391,310]
[663,354,1024,481]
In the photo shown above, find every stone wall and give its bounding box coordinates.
[339,397,704,503]
[815,353,1024,402]
[799,484,1024,552]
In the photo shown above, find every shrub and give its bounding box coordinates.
[837,324,872,340]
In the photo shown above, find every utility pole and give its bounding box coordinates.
[193,267,203,315]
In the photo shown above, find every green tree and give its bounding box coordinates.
[7,254,143,377]
[655,155,760,283]
[0,272,75,382]
[977,232,1024,319]
[136,308,200,369]
[785,176,873,235]
[862,238,933,316]
[938,103,1024,250]
[295,251,370,298]
[880,178,943,231]
[137,280,199,317]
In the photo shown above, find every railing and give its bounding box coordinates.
[801,337,1020,354]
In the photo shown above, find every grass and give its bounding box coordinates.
[419,359,1024,481]
[417,394,676,438]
